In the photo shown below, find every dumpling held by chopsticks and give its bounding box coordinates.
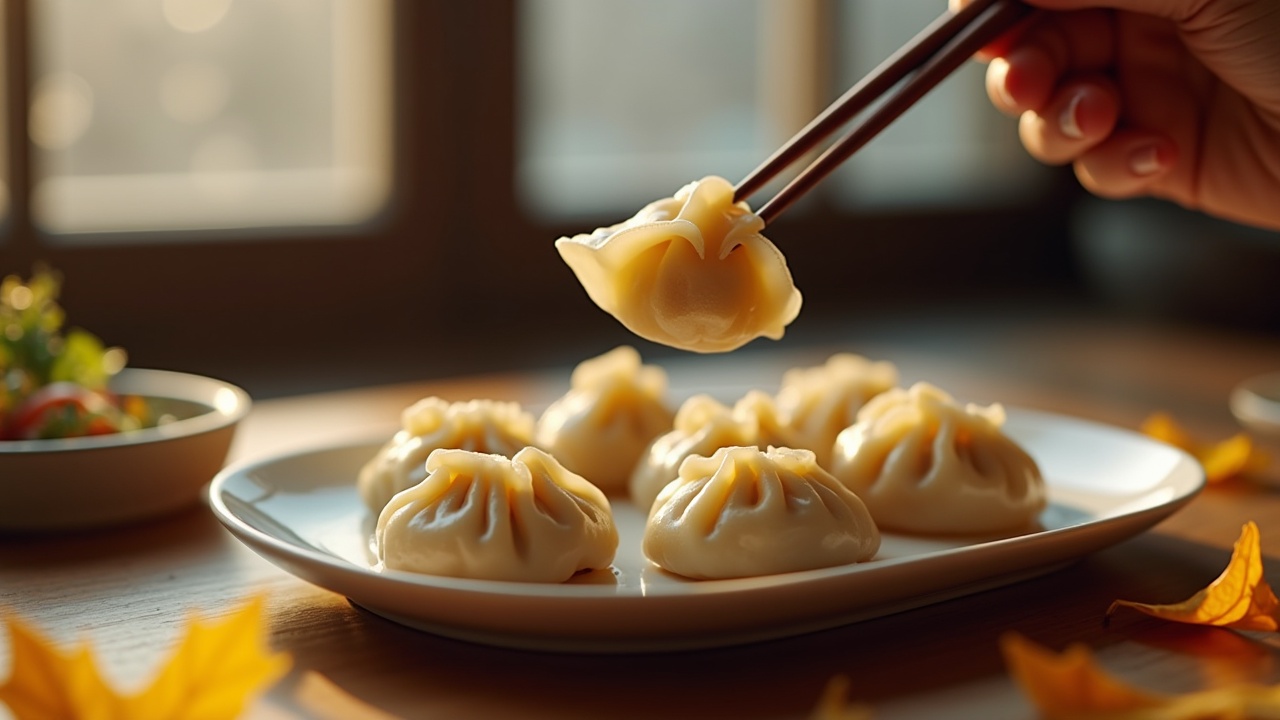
[555,176,802,354]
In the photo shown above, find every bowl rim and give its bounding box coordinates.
[0,368,251,455]
[1230,370,1280,436]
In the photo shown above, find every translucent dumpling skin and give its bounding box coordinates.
[643,446,880,580]
[376,447,618,583]
[555,176,802,354]
[627,394,756,512]
[830,383,1047,535]
[775,354,899,468]
[357,397,535,514]
[535,346,674,495]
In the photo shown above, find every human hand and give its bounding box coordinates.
[953,0,1280,230]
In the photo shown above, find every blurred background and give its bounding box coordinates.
[1,0,1276,399]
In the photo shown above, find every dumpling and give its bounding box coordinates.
[555,176,802,354]
[643,446,880,580]
[775,354,898,467]
[627,394,756,512]
[376,447,618,583]
[535,346,674,495]
[730,390,804,451]
[829,382,1046,535]
[358,397,535,514]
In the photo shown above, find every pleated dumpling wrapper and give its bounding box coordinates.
[628,394,757,512]
[775,354,899,467]
[358,397,535,514]
[643,446,880,580]
[830,382,1047,535]
[732,389,805,451]
[535,346,675,495]
[555,176,802,353]
[376,447,618,583]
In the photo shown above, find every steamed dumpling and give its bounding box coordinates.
[643,446,880,580]
[775,354,898,467]
[535,346,674,495]
[829,382,1046,535]
[555,176,802,354]
[731,390,804,451]
[358,397,535,514]
[627,394,756,512]
[376,447,618,582]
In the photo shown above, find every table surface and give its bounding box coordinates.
[4,311,1280,719]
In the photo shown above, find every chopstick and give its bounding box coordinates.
[735,0,1034,224]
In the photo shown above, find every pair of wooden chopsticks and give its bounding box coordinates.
[735,0,1034,224]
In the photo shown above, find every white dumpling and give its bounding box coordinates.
[535,346,674,495]
[730,390,804,452]
[555,176,802,354]
[643,446,880,580]
[376,447,618,583]
[358,397,535,514]
[829,382,1047,535]
[627,394,756,512]
[775,354,898,467]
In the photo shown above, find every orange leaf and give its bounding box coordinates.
[1140,413,1266,483]
[1002,633,1280,719]
[1000,633,1163,717]
[0,616,125,720]
[124,595,290,719]
[1108,521,1280,632]
[0,595,289,720]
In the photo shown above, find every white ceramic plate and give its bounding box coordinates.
[209,409,1203,652]
[0,369,250,531]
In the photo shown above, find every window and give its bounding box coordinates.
[832,0,1044,207]
[0,1,1077,396]
[29,0,391,235]
[518,0,1048,219]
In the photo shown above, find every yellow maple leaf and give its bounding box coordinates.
[1140,412,1265,483]
[0,615,126,720]
[1108,521,1280,632]
[1002,632,1280,720]
[0,595,290,720]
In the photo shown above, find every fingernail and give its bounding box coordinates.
[990,58,1016,108]
[1129,144,1164,176]
[1059,91,1085,139]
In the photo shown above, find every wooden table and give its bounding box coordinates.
[4,311,1280,719]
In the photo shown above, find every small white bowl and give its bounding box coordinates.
[1231,371,1280,439]
[0,368,250,532]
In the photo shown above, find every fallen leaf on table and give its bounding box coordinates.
[0,614,125,719]
[0,595,290,720]
[1140,412,1266,483]
[809,676,874,720]
[1108,521,1280,632]
[1002,632,1280,719]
